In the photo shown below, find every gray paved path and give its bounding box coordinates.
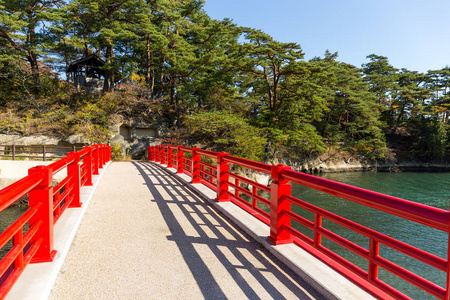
[50,161,325,300]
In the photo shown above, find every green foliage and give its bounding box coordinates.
[312,53,387,158]
[187,111,267,161]
[0,60,32,105]
[415,121,449,161]
[0,1,449,163]
[426,121,448,160]
[111,142,124,161]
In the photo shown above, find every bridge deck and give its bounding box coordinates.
[49,162,324,299]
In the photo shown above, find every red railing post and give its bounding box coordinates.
[152,146,156,162]
[447,222,450,300]
[152,146,155,161]
[99,145,104,167]
[93,145,99,175]
[268,164,293,245]
[368,238,380,283]
[67,152,81,208]
[28,166,56,263]
[155,145,160,163]
[161,145,166,165]
[167,145,173,168]
[216,152,230,202]
[148,146,152,161]
[192,147,201,183]
[83,146,93,186]
[102,144,108,164]
[177,146,183,173]
[107,145,111,162]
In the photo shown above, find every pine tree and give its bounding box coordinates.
[361,54,398,124]
[427,67,450,123]
[313,52,387,158]
[0,0,65,94]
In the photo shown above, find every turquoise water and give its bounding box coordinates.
[290,172,449,299]
[0,206,28,260]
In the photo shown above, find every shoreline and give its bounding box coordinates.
[273,157,450,174]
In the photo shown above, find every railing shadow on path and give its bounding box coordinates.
[132,161,325,300]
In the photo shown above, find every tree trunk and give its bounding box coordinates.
[103,44,114,92]
[27,24,40,95]
[146,36,154,98]
[27,51,40,95]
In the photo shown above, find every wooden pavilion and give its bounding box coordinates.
[67,54,106,92]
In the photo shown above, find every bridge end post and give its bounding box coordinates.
[216,152,230,202]
[28,166,57,263]
[267,164,293,245]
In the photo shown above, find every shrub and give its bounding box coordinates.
[187,111,267,161]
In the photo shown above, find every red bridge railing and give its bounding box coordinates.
[0,144,111,299]
[149,144,450,300]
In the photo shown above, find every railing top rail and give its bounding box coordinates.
[0,172,43,212]
[0,144,78,148]
[281,169,449,232]
[197,149,218,158]
[47,156,73,174]
[180,146,193,153]
[78,147,90,158]
[223,155,272,174]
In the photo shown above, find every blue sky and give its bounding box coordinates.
[203,0,450,73]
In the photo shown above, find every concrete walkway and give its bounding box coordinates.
[50,162,325,299]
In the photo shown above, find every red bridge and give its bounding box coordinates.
[0,144,448,299]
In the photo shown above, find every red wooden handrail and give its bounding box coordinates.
[196,149,218,158]
[223,155,272,174]
[147,144,450,300]
[280,169,448,231]
[0,144,111,299]
[0,173,43,212]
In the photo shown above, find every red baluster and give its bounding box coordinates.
[267,164,293,245]
[177,146,183,173]
[155,145,160,163]
[28,166,56,263]
[161,145,166,165]
[192,148,201,183]
[216,152,230,202]
[83,147,93,186]
[93,145,99,175]
[67,152,81,208]
[167,145,173,168]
